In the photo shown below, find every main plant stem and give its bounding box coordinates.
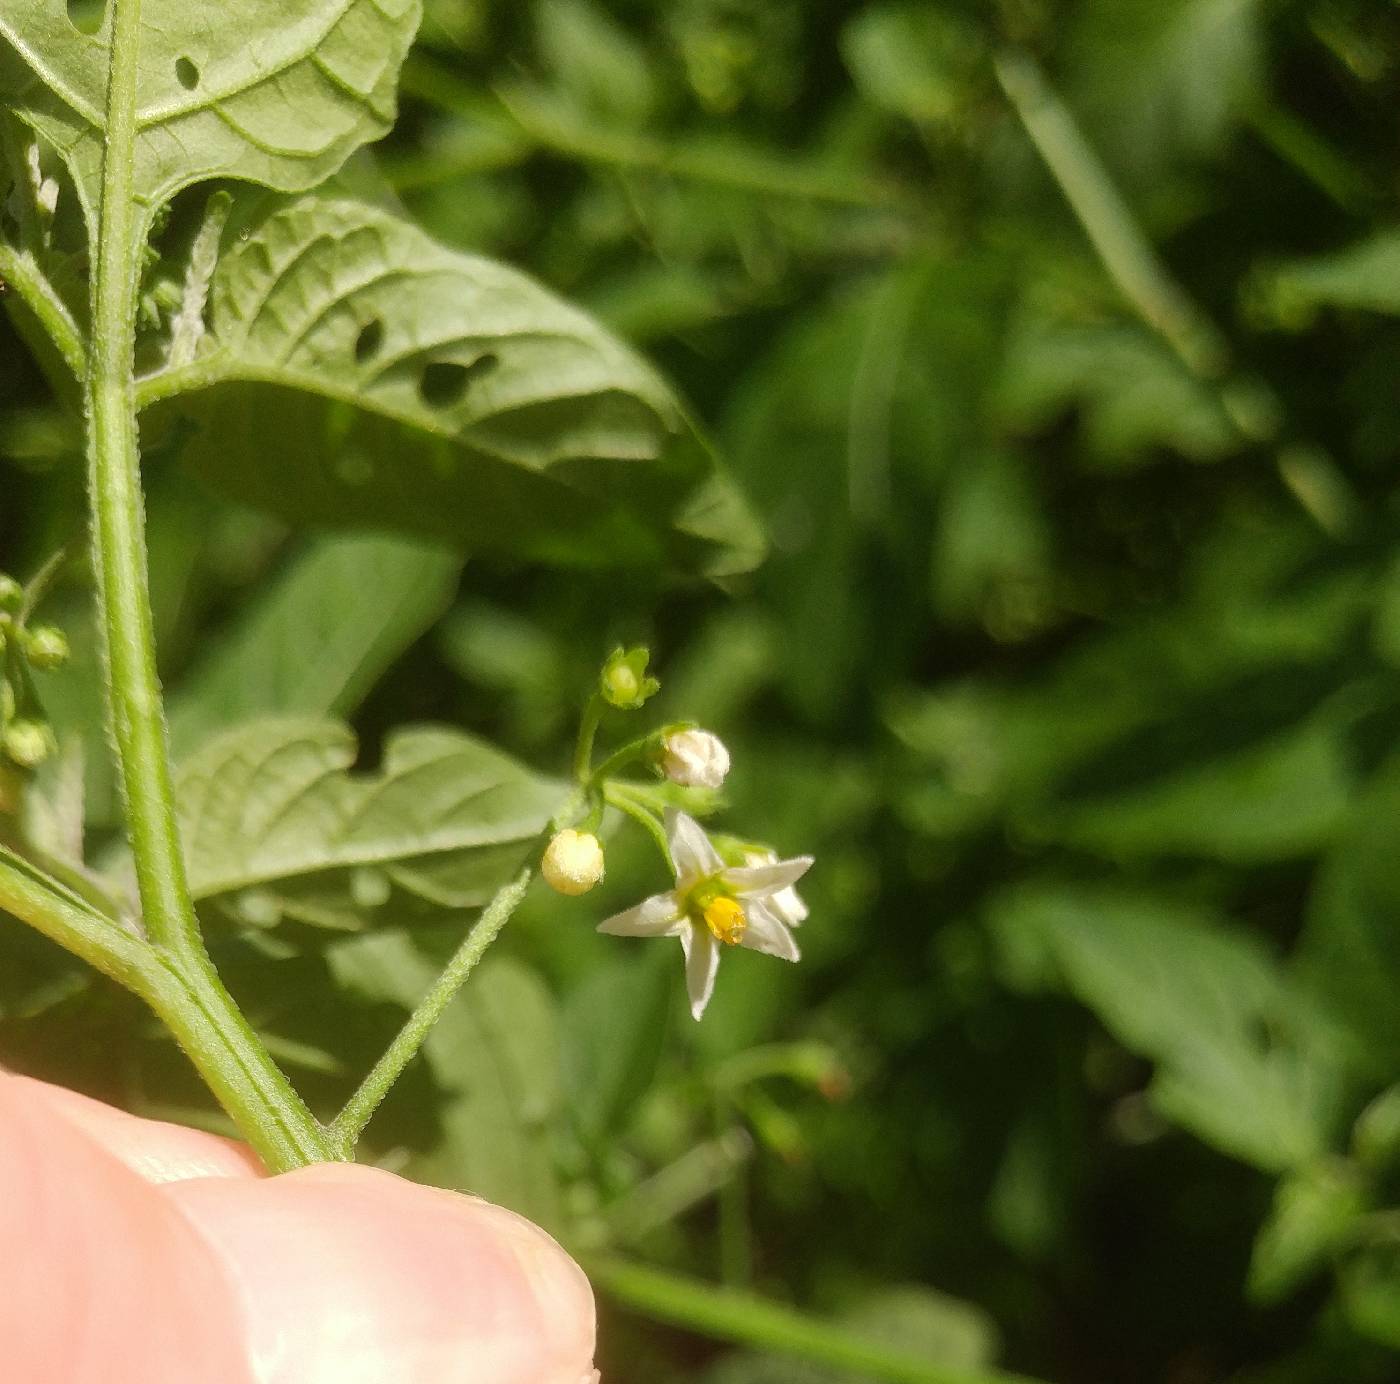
[87,0,332,1170]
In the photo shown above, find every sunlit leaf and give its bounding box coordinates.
[175,718,562,930]
[0,0,420,223]
[145,195,761,574]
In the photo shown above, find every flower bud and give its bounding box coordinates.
[661,728,730,790]
[600,646,660,710]
[3,719,55,769]
[24,625,69,670]
[542,829,605,896]
[0,574,21,614]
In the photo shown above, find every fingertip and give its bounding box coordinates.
[455,1198,597,1367]
[168,1162,596,1384]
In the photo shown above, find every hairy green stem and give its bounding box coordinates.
[590,732,660,785]
[90,0,201,957]
[83,0,333,1170]
[573,693,604,783]
[0,848,151,993]
[603,782,672,865]
[150,958,334,1169]
[0,243,86,379]
[590,1258,1050,1384]
[329,868,534,1152]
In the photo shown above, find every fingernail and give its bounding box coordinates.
[474,1203,597,1364]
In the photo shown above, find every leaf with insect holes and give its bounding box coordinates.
[0,0,419,227]
[173,718,563,932]
[143,195,762,573]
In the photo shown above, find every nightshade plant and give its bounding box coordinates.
[0,0,779,1173]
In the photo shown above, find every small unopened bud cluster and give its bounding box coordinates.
[0,565,68,775]
[547,646,741,899]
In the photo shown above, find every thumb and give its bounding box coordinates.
[0,1074,597,1384]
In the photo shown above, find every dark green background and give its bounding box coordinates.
[5,2,1400,1380]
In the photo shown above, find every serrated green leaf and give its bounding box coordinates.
[145,195,761,574]
[168,533,460,757]
[991,885,1349,1171]
[0,0,420,224]
[175,718,563,930]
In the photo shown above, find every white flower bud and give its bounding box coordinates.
[542,829,605,896]
[661,729,730,790]
[744,848,809,928]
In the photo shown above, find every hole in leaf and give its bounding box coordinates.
[66,0,106,34]
[175,56,200,90]
[417,354,499,409]
[353,318,384,364]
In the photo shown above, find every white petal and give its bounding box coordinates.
[597,891,683,937]
[769,883,809,927]
[723,856,813,899]
[665,808,724,882]
[679,922,721,1019]
[740,900,801,962]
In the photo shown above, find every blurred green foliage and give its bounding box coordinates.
[6,0,1400,1380]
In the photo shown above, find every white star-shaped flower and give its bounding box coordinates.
[597,809,813,1019]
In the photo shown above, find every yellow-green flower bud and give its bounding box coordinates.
[542,829,606,896]
[3,719,55,769]
[24,626,69,670]
[0,575,21,614]
[600,646,660,710]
